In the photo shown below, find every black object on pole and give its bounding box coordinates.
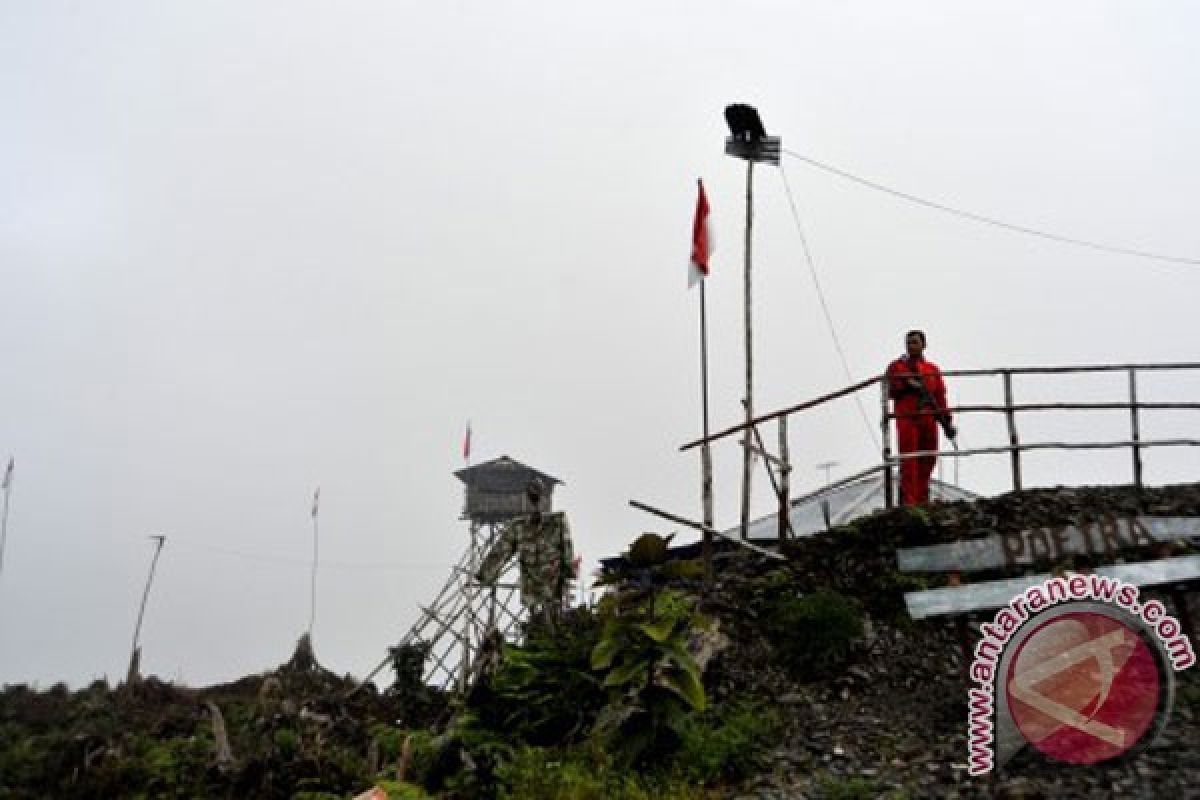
[724,103,781,165]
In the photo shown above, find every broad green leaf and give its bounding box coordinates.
[658,668,706,711]
[637,618,677,644]
[603,660,648,688]
[591,637,621,671]
[658,641,701,680]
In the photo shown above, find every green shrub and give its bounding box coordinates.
[497,747,608,800]
[273,727,301,759]
[765,590,863,681]
[495,746,717,800]
[374,780,435,799]
[473,612,605,746]
[673,704,780,783]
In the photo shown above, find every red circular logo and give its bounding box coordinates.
[1005,611,1162,765]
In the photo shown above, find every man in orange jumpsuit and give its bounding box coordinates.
[887,330,956,505]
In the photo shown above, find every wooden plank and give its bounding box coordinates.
[898,516,1200,573]
[628,499,785,561]
[904,555,1200,619]
[684,362,1200,450]
[681,374,881,451]
[936,362,1200,378]
[916,402,1200,414]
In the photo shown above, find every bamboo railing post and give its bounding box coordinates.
[880,380,894,509]
[1129,368,1143,490]
[778,416,790,543]
[1002,371,1022,491]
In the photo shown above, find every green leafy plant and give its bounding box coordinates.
[590,588,707,766]
[273,727,301,759]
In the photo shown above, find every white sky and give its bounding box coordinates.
[1,2,1197,688]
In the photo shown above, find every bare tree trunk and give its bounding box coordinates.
[397,734,414,783]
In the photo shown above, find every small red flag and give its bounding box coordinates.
[688,179,713,287]
[462,422,472,462]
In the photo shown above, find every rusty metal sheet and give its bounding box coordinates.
[903,554,1200,619]
[897,516,1200,573]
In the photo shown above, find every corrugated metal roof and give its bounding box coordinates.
[730,474,980,542]
[453,455,563,492]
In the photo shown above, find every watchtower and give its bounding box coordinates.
[456,455,561,523]
[370,456,564,692]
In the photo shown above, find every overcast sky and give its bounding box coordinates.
[2,2,1197,688]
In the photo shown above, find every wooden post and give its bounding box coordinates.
[740,160,755,539]
[743,400,793,540]
[778,416,790,543]
[1129,368,1144,490]
[881,380,894,509]
[127,535,166,685]
[1002,371,1022,491]
[460,525,477,694]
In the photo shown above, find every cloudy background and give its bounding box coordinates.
[1,1,1197,687]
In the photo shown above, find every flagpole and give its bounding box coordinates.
[699,281,714,585]
[309,489,319,637]
[740,160,755,539]
[0,463,12,580]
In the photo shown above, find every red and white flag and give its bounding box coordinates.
[462,421,472,462]
[688,178,714,288]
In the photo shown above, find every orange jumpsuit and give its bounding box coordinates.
[887,356,951,506]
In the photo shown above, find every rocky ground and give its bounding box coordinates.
[1,483,1197,798]
[703,482,1200,799]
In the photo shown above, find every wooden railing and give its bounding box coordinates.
[681,361,1200,512]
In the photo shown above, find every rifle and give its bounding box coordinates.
[904,357,958,444]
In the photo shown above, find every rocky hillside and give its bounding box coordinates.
[2,483,1197,799]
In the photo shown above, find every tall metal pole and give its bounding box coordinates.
[0,460,12,580]
[128,534,166,682]
[309,488,320,637]
[740,160,755,539]
[699,280,714,584]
